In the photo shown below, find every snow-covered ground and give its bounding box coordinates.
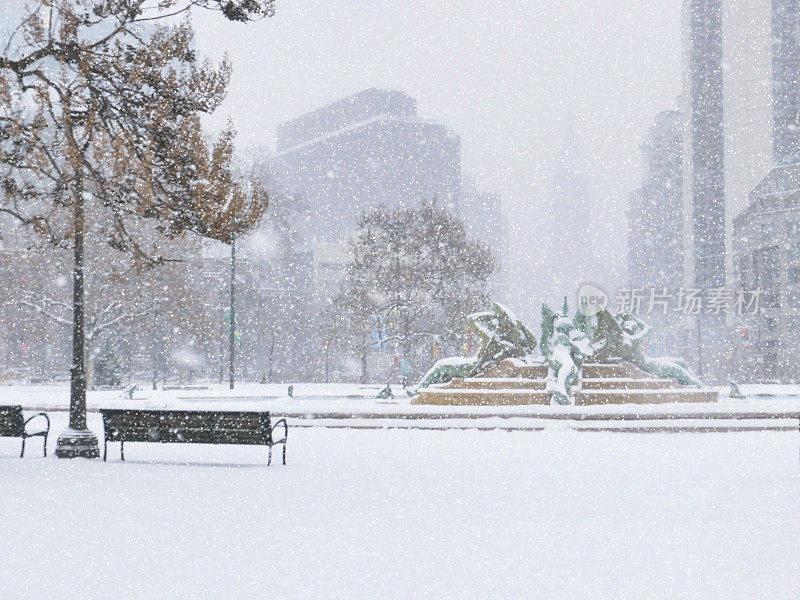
[3,382,800,419]
[0,412,798,599]
[0,381,392,412]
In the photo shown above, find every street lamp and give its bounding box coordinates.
[54,107,100,459]
[228,240,236,390]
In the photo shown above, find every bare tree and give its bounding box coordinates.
[333,199,495,383]
[0,232,218,382]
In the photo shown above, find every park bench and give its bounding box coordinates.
[0,406,50,458]
[100,409,288,465]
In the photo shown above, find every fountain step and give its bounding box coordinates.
[481,360,660,381]
[413,360,719,405]
[580,377,676,390]
[413,388,551,406]
[483,361,548,379]
[582,362,653,379]
[447,378,548,390]
[576,389,718,405]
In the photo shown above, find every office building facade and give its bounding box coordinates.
[269,89,462,244]
[628,110,685,291]
[681,0,800,378]
[628,110,686,357]
[733,162,800,381]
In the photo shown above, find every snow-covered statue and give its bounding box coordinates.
[119,382,138,401]
[416,302,537,389]
[540,299,593,405]
[586,310,701,387]
[470,302,538,375]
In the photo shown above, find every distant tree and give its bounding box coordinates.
[93,337,123,387]
[0,232,219,384]
[9,241,159,350]
[333,199,495,383]
[0,2,270,457]
[192,129,269,390]
[239,170,322,383]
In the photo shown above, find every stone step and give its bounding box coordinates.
[576,389,718,406]
[514,365,549,379]
[580,377,675,390]
[478,360,675,383]
[582,362,652,379]
[447,377,548,391]
[483,360,548,379]
[413,389,551,406]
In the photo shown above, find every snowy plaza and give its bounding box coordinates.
[1,408,799,600]
[5,0,800,598]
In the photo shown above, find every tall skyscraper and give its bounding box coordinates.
[269,89,461,243]
[683,0,800,286]
[542,121,611,306]
[681,0,800,378]
[628,110,686,356]
[628,110,684,292]
[773,0,800,163]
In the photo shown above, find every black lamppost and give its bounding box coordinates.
[324,339,330,383]
[228,240,236,390]
[150,298,167,391]
[55,107,100,459]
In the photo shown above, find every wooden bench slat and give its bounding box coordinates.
[106,430,265,444]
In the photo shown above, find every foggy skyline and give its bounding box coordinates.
[193,0,683,317]
[0,1,684,317]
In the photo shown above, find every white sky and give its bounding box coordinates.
[194,0,683,313]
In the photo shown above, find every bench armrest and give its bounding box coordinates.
[24,412,50,435]
[271,418,288,444]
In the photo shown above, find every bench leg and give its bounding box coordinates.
[42,434,47,458]
[120,441,125,462]
[282,443,286,466]
[103,438,107,462]
[268,445,272,466]
[19,436,25,459]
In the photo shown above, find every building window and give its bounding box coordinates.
[761,222,777,238]
[788,221,800,236]
[765,316,779,331]
[790,267,800,284]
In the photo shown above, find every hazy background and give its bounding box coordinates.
[194,0,683,316]
[0,1,684,318]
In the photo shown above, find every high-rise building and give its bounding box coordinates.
[628,110,686,356]
[681,0,800,378]
[732,162,800,381]
[628,110,684,292]
[542,121,613,307]
[269,88,461,244]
